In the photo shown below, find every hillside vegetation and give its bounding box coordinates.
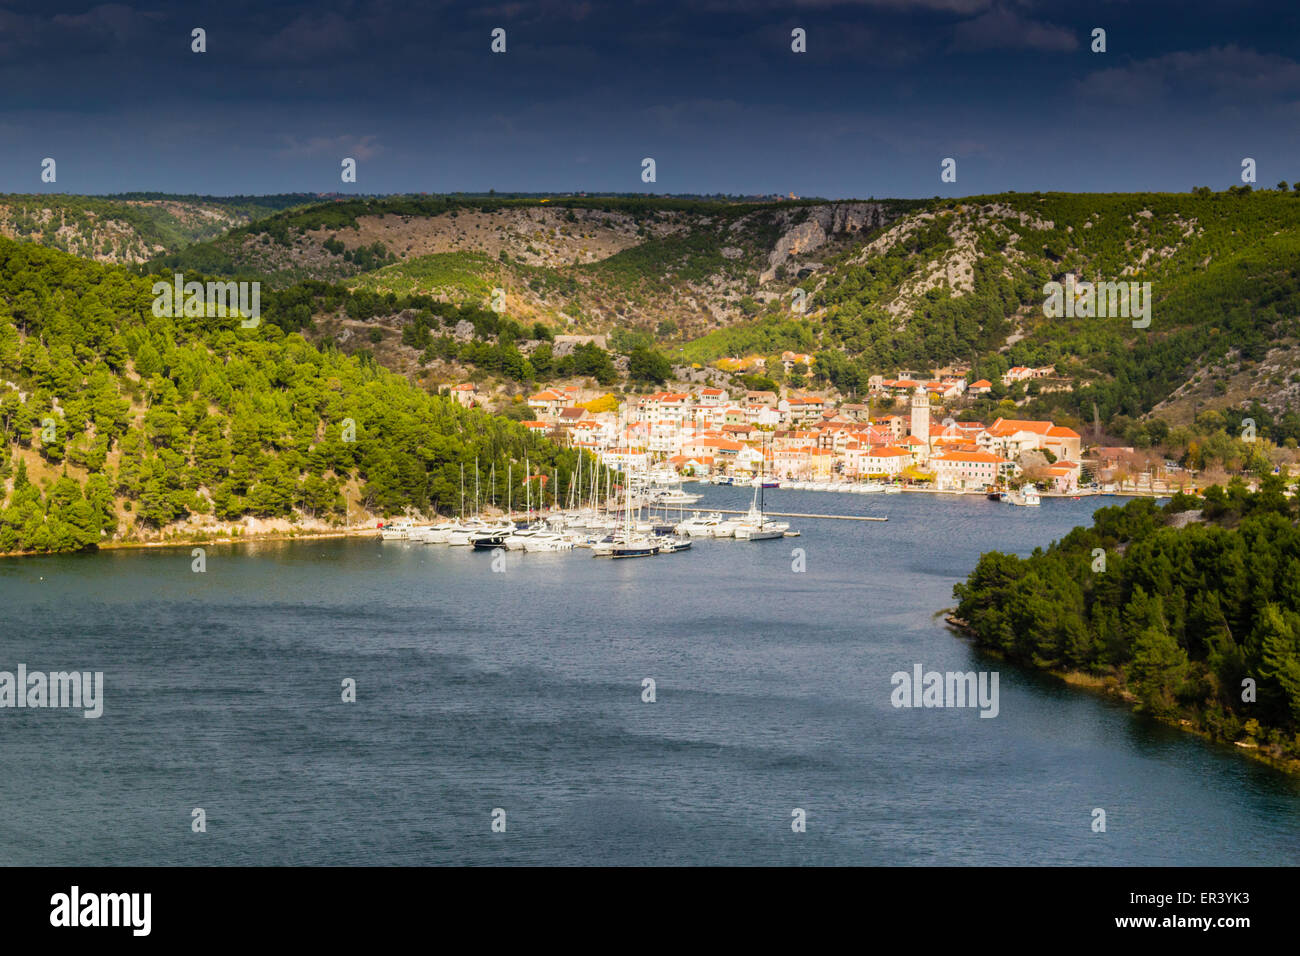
[0,193,313,264]
[0,238,591,553]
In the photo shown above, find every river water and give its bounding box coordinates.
[1,488,1297,865]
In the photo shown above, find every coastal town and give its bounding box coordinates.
[446,360,1173,498]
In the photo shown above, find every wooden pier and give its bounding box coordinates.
[706,509,888,522]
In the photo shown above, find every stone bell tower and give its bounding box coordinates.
[910,386,931,455]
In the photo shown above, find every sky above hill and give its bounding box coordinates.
[3,0,1298,198]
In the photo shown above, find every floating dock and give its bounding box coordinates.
[706,509,888,522]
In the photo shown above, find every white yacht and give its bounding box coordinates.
[380,519,415,541]
[676,512,726,537]
[503,524,544,550]
[446,518,490,546]
[470,522,515,549]
[523,531,576,552]
[651,487,703,506]
[414,524,453,544]
[712,517,744,538]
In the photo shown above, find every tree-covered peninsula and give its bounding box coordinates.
[953,480,1300,769]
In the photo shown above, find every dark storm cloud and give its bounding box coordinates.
[0,0,1297,195]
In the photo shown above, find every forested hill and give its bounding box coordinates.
[130,188,1300,430]
[953,482,1300,769]
[8,189,1300,438]
[0,238,588,554]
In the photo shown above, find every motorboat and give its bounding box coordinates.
[447,518,490,546]
[711,517,744,538]
[379,519,415,541]
[470,524,514,549]
[522,531,575,552]
[610,536,661,558]
[651,488,704,506]
[676,512,725,536]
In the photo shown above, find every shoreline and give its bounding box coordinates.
[0,488,1172,560]
[944,615,1300,777]
[0,525,380,559]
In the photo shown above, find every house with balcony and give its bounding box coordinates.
[931,449,1008,491]
[527,389,571,420]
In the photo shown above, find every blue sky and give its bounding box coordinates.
[3,0,1299,197]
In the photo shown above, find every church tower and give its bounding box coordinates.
[910,386,931,456]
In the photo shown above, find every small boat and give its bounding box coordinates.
[883,485,902,494]
[1023,488,1041,506]
[735,524,786,540]
[656,536,692,553]
[652,489,704,505]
